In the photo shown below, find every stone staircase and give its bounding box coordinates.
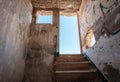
[53,54,103,82]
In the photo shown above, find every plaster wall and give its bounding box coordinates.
[0,0,32,82]
[79,0,120,82]
[23,24,58,82]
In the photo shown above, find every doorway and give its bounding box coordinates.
[59,16,81,54]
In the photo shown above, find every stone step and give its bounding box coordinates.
[55,70,97,81]
[55,61,91,71]
[56,55,86,62]
[60,54,82,55]
[58,54,83,58]
[55,80,97,82]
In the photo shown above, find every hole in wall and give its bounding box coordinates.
[86,28,96,48]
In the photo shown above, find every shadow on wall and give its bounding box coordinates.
[103,63,120,82]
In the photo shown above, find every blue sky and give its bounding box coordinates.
[37,15,81,54]
[60,16,80,54]
[37,15,52,24]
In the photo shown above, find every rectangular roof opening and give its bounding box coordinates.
[36,11,53,24]
[37,15,52,24]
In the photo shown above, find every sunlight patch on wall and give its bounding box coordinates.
[86,28,96,48]
[92,34,96,46]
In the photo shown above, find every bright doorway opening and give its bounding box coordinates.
[60,16,81,54]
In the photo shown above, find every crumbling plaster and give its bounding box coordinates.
[23,24,58,82]
[79,0,120,82]
[0,0,32,82]
[79,0,120,40]
[85,32,120,82]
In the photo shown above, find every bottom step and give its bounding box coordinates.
[56,80,97,82]
[55,70,97,81]
[55,78,103,82]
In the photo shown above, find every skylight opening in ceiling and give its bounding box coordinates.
[37,15,52,24]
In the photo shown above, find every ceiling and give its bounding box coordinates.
[31,0,82,15]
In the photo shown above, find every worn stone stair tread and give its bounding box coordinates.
[55,69,98,81]
[56,55,86,62]
[55,61,92,71]
[55,80,98,82]
[55,61,90,64]
[59,54,82,55]
[58,54,84,57]
[56,69,97,73]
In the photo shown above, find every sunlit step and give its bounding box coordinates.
[56,55,86,62]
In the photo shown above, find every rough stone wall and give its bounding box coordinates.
[0,0,32,82]
[23,24,58,82]
[79,0,120,39]
[79,0,120,82]
[85,33,120,82]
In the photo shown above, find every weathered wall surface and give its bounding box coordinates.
[85,32,120,82]
[23,24,58,82]
[79,0,120,82]
[0,0,32,82]
[79,0,120,40]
